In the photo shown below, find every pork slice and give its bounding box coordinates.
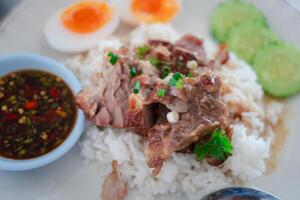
[127,72,191,135]
[144,86,190,113]
[175,34,204,52]
[173,34,207,66]
[146,73,229,175]
[130,73,191,113]
[76,61,158,135]
[76,63,131,128]
[148,40,173,50]
[101,160,127,200]
[127,100,157,136]
[127,74,161,135]
[146,36,208,75]
[75,85,104,118]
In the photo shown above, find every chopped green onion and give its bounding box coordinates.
[187,72,193,77]
[162,66,171,79]
[175,79,184,89]
[107,52,119,65]
[137,45,150,59]
[133,81,140,94]
[130,67,137,77]
[173,72,183,80]
[157,89,166,97]
[149,57,160,67]
[169,72,184,87]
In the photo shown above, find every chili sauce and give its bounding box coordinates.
[0,70,77,159]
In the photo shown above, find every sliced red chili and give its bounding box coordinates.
[49,87,60,99]
[25,100,38,110]
[4,113,19,121]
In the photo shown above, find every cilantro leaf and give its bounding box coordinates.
[157,89,166,97]
[168,72,184,89]
[107,52,119,65]
[194,129,233,161]
[169,78,177,87]
[173,72,183,80]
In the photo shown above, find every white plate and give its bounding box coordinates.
[0,0,300,199]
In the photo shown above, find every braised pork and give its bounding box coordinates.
[76,62,131,128]
[76,34,230,176]
[101,160,127,200]
[173,34,207,66]
[145,73,229,175]
[76,50,156,135]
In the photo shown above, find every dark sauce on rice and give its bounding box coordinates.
[0,70,77,159]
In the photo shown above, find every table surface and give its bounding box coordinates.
[0,0,300,200]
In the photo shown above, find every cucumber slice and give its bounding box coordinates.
[211,0,267,42]
[227,21,279,64]
[253,43,300,97]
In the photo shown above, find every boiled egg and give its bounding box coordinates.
[44,1,119,53]
[113,0,181,25]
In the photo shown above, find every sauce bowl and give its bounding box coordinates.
[0,53,84,171]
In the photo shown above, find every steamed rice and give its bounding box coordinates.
[65,24,283,199]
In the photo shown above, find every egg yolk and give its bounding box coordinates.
[131,0,180,23]
[61,2,112,33]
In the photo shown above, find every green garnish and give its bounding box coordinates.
[169,72,184,88]
[107,52,119,65]
[130,67,137,77]
[149,57,160,67]
[162,66,171,78]
[137,45,150,59]
[133,81,140,94]
[175,79,184,89]
[187,72,193,77]
[169,78,177,87]
[194,129,233,161]
[157,89,166,97]
[173,72,183,80]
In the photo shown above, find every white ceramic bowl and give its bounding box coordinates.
[0,53,84,171]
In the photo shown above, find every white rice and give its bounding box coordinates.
[65,24,283,199]
[64,38,122,86]
[129,23,180,47]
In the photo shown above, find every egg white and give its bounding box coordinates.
[113,0,137,25]
[44,5,120,53]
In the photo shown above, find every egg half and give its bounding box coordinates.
[44,1,119,53]
[113,0,181,25]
